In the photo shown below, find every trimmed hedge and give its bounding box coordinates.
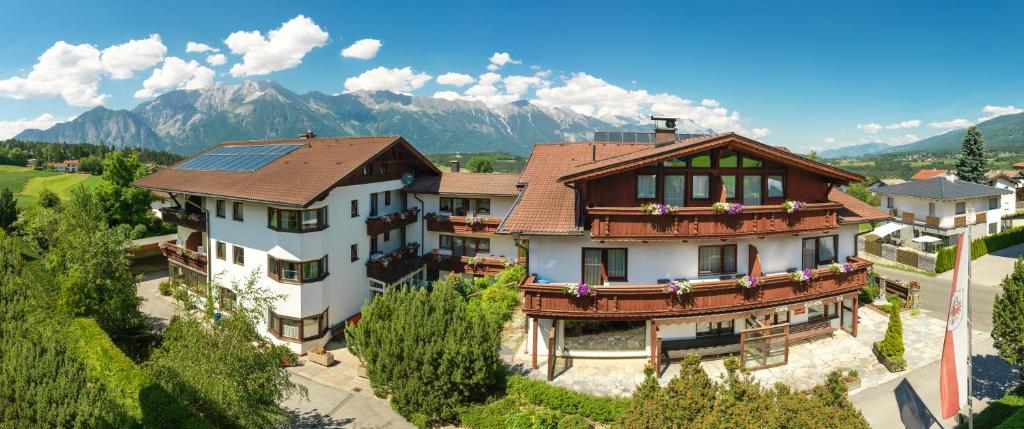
[958,384,1024,429]
[506,375,630,424]
[69,318,211,429]
[936,227,1024,273]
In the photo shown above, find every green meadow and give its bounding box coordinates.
[0,165,104,207]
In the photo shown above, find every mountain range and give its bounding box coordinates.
[15,81,695,155]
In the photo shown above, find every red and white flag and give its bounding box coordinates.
[940,230,971,419]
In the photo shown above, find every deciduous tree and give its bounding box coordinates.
[468,156,495,173]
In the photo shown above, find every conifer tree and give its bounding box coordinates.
[993,257,1024,374]
[0,188,16,232]
[955,126,989,183]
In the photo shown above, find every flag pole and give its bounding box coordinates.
[966,227,974,429]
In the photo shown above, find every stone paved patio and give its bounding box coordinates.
[507,306,986,397]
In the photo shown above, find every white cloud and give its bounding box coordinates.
[100,34,167,79]
[460,72,517,106]
[206,54,227,66]
[186,42,219,53]
[888,134,919,145]
[134,57,215,98]
[343,66,431,93]
[701,99,720,108]
[436,72,475,87]
[978,105,1023,122]
[340,39,382,60]
[0,113,64,139]
[929,118,974,129]
[503,75,546,97]
[432,91,462,101]
[0,41,107,106]
[225,15,328,77]
[823,137,836,144]
[751,128,771,138]
[856,123,882,133]
[884,119,921,129]
[487,52,520,71]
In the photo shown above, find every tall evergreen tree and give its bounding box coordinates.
[993,257,1024,375]
[0,188,16,232]
[955,126,989,183]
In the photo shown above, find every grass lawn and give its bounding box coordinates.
[0,165,60,198]
[957,383,1024,428]
[13,172,104,207]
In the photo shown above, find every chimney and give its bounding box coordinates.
[651,116,678,146]
[298,130,317,139]
[450,160,460,172]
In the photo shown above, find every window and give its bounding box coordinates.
[690,152,712,168]
[439,235,491,257]
[384,190,392,206]
[475,199,491,215]
[692,175,710,199]
[351,244,359,262]
[439,197,490,216]
[664,175,686,206]
[801,235,838,269]
[351,200,359,217]
[887,197,894,209]
[215,241,226,260]
[742,156,763,168]
[267,308,329,342]
[743,175,762,205]
[267,255,329,283]
[698,245,737,276]
[215,200,226,218]
[892,229,901,239]
[383,230,391,242]
[771,311,790,325]
[232,245,244,266]
[722,175,737,199]
[956,202,966,215]
[665,157,687,167]
[768,176,784,198]
[370,235,379,254]
[363,165,371,176]
[582,248,628,284]
[807,302,838,322]
[268,207,327,232]
[697,320,734,337]
[370,193,379,217]
[929,203,936,217]
[990,223,998,234]
[232,202,244,221]
[636,174,657,199]
[990,198,999,210]
[719,151,738,168]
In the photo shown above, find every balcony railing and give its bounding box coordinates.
[366,208,419,236]
[521,257,870,320]
[587,202,841,241]
[366,243,424,283]
[159,207,206,230]
[425,251,523,275]
[159,242,208,274]
[424,213,502,234]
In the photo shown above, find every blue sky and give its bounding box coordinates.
[1,0,1022,152]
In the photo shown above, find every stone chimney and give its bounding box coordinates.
[450,160,460,172]
[298,130,317,139]
[651,116,678,146]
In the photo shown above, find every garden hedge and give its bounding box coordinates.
[506,375,630,424]
[69,318,211,429]
[935,227,1024,273]
[958,384,1024,429]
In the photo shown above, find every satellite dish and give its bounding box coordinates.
[401,172,415,186]
[665,119,676,129]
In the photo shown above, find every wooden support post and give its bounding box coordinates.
[531,318,538,369]
[852,295,859,337]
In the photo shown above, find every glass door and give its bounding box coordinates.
[582,249,603,285]
[841,297,856,336]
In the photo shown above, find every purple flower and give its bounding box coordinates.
[576,283,592,297]
[802,268,813,279]
[728,204,744,215]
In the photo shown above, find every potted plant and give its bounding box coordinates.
[641,202,671,215]
[782,200,805,214]
[735,275,758,289]
[872,304,906,372]
[788,268,814,284]
[712,202,744,215]
[664,279,692,297]
[562,282,596,298]
[828,262,854,274]
[842,369,861,391]
[307,347,335,367]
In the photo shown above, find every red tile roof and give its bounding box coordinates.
[499,142,650,234]
[910,169,948,180]
[134,136,439,207]
[406,172,520,196]
[828,189,889,224]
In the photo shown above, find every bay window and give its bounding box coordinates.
[268,207,327,232]
[267,255,329,283]
[268,308,329,342]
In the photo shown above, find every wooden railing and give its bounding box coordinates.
[926,216,941,227]
[954,215,966,227]
[425,213,502,234]
[159,207,206,230]
[901,212,915,223]
[587,202,841,241]
[159,242,208,274]
[977,212,987,224]
[425,252,523,275]
[366,208,419,236]
[521,257,870,320]
[365,243,423,283]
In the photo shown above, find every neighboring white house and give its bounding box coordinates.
[987,170,1024,210]
[873,175,1013,253]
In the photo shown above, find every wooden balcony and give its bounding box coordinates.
[425,213,502,234]
[159,207,206,230]
[977,212,987,224]
[901,212,915,223]
[159,242,208,274]
[587,202,841,241]
[521,257,870,320]
[954,215,966,227]
[926,216,941,227]
[425,251,523,275]
[366,208,419,236]
[366,243,424,283]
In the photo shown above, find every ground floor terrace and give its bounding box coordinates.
[523,256,870,379]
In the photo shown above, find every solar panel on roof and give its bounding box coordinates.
[177,144,303,172]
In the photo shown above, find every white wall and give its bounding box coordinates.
[886,194,1006,231]
[407,192,518,259]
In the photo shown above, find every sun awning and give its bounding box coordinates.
[868,222,908,237]
[912,235,942,244]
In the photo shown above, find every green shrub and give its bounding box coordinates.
[460,397,522,429]
[936,246,956,273]
[557,414,592,429]
[997,408,1024,428]
[158,279,173,296]
[505,406,563,429]
[858,281,880,303]
[878,304,906,369]
[506,375,629,424]
[959,384,1024,428]
[937,227,1024,273]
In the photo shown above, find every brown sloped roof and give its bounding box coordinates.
[406,172,521,196]
[828,188,889,224]
[499,142,648,234]
[910,169,948,180]
[559,133,864,184]
[134,136,440,207]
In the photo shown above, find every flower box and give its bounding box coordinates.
[307,347,335,367]
[872,342,906,373]
[844,376,862,391]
